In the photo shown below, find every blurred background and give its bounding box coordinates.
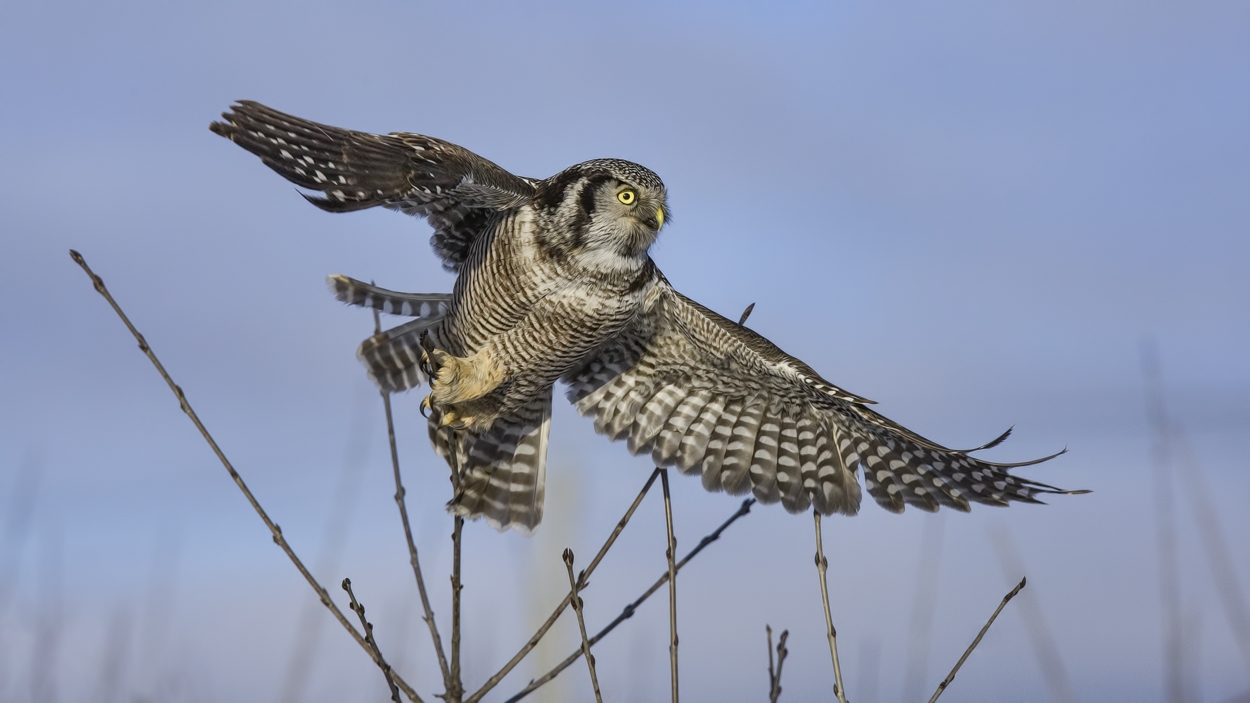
[2,0,1248,700]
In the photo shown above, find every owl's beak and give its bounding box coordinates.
[655,206,665,229]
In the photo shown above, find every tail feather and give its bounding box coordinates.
[442,390,552,534]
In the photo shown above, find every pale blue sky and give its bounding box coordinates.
[2,0,1248,701]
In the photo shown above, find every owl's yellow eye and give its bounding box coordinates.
[617,189,637,205]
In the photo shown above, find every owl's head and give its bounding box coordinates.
[537,158,669,261]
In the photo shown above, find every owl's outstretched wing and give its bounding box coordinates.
[564,279,1081,515]
[326,274,451,393]
[210,101,537,271]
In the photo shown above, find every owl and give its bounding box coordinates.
[211,101,1080,534]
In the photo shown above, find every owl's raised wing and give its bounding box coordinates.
[211,101,537,271]
[564,279,1080,515]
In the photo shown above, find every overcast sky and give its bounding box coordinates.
[2,0,1248,701]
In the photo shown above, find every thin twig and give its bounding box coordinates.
[563,549,603,703]
[988,527,1076,703]
[504,498,755,703]
[343,578,401,703]
[465,468,663,703]
[450,515,465,701]
[374,306,453,693]
[439,393,467,702]
[375,307,455,695]
[766,625,789,703]
[813,512,847,703]
[69,250,423,703]
[660,469,679,703]
[929,577,1027,703]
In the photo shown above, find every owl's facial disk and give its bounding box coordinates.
[539,159,668,264]
[609,183,667,232]
[582,178,668,257]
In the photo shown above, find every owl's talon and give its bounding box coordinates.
[439,408,476,429]
[420,394,433,418]
[419,347,435,378]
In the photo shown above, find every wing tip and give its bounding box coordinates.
[208,99,263,137]
[326,273,354,305]
[299,190,374,213]
[959,425,1015,453]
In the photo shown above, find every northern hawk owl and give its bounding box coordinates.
[210,101,1080,534]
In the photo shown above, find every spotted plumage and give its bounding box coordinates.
[212,101,1083,534]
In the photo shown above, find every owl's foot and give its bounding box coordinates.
[423,347,505,428]
[429,348,505,404]
[424,395,497,430]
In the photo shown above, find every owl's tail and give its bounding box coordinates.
[433,389,552,535]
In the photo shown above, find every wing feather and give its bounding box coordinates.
[748,411,782,504]
[676,395,725,475]
[564,279,1079,516]
[652,390,712,469]
[605,380,651,441]
[356,317,442,393]
[720,402,765,495]
[627,382,687,455]
[775,414,808,513]
[328,275,450,318]
[698,397,742,492]
[211,101,537,271]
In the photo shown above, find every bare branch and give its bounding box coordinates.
[563,549,603,703]
[69,250,423,703]
[929,577,1027,703]
[374,309,453,692]
[661,469,680,703]
[465,468,663,703]
[504,498,755,703]
[813,512,847,703]
[343,578,401,703]
[766,625,789,703]
[450,515,465,701]
[989,526,1076,703]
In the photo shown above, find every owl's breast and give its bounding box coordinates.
[439,208,565,352]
